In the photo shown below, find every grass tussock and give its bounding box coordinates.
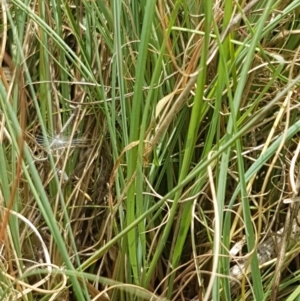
[1,0,300,300]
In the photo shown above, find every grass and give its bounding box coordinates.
[1,0,300,300]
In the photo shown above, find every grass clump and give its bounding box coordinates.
[1,0,300,300]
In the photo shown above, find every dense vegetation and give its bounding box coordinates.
[1,0,300,300]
